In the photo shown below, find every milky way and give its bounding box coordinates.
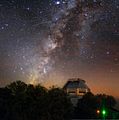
[0,0,119,97]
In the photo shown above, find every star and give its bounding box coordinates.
[55,1,60,5]
[106,51,110,55]
[26,7,30,10]
[0,0,119,98]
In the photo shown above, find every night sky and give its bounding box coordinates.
[0,0,119,98]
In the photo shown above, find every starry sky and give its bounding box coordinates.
[0,0,119,98]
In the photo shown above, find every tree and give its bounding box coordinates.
[0,88,13,120]
[74,92,117,119]
[5,81,27,120]
[6,80,27,96]
[95,94,116,108]
[0,81,73,120]
[41,87,73,120]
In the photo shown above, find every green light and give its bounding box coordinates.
[102,109,106,115]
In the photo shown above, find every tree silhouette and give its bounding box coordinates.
[74,92,117,119]
[0,87,13,120]
[0,81,73,120]
[42,88,73,120]
[0,81,118,120]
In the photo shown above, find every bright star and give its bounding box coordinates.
[56,1,60,5]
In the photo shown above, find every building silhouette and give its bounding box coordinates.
[63,78,90,106]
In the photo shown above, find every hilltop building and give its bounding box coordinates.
[63,78,90,106]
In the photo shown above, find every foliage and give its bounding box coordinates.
[0,81,72,120]
[0,81,118,119]
[74,92,117,119]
